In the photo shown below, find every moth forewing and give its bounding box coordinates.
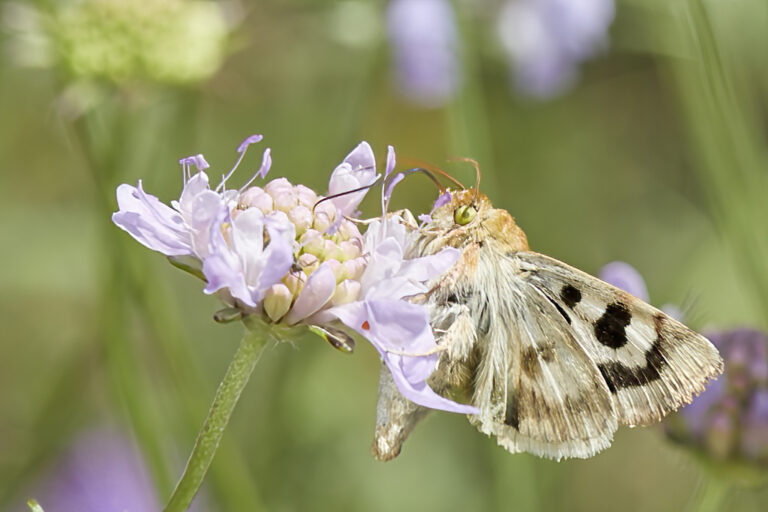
[516,252,724,427]
[372,188,723,461]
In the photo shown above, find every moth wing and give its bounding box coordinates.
[467,252,619,460]
[512,251,723,426]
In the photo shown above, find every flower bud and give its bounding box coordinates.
[295,184,318,208]
[288,206,313,237]
[264,177,293,196]
[313,212,333,233]
[273,188,298,213]
[342,257,366,281]
[338,220,361,241]
[313,200,337,221]
[239,187,273,213]
[339,240,361,261]
[298,253,319,274]
[331,279,361,306]
[323,240,345,261]
[283,273,305,297]
[263,283,293,322]
[300,230,324,256]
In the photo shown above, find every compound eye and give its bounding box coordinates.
[453,205,477,226]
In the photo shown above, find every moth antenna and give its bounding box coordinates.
[399,167,444,191]
[312,174,383,214]
[448,157,482,201]
[399,157,466,190]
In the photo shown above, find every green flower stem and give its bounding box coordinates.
[163,327,268,512]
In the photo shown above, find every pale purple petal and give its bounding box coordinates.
[384,173,404,202]
[399,247,460,283]
[285,263,337,325]
[432,191,451,210]
[237,134,263,153]
[359,238,405,292]
[177,171,213,217]
[257,148,272,179]
[385,145,396,177]
[329,300,477,413]
[343,141,376,173]
[599,261,649,302]
[202,213,253,304]
[328,142,379,216]
[258,213,296,292]
[112,183,192,256]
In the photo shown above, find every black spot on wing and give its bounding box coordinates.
[545,295,572,324]
[560,285,582,309]
[505,388,519,429]
[594,302,632,349]
[598,314,667,393]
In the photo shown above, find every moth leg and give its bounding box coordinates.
[372,364,430,461]
[372,306,477,461]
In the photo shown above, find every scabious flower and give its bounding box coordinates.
[666,329,768,471]
[496,0,615,98]
[113,135,473,413]
[386,0,461,108]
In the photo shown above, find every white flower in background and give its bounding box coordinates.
[3,0,231,85]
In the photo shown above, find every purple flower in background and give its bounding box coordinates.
[24,428,161,512]
[387,0,461,108]
[113,136,473,415]
[599,261,649,302]
[599,261,768,469]
[666,329,768,469]
[497,0,615,98]
[598,260,682,320]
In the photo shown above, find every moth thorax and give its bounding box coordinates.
[487,208,529,251]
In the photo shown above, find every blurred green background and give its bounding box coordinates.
[1,0,767,510]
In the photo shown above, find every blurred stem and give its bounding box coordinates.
[664,0,768,320]
[447,7,497,193]
[100,226,176,495]
[164,327,267,512]
[72,108,177,495]
[694,478,729,512]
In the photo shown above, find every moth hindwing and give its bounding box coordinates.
[372,188,723,461]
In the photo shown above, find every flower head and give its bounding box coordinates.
[113,135,472,414]
[497,0,615,98]
[666,329,768,472]
[4,0,231,86]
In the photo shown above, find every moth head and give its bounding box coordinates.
[426,188,529,251]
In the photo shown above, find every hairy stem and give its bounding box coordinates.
[163,328,267,512]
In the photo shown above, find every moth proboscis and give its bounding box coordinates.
[373,188,723,461]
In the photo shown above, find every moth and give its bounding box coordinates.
[372,187,723,461]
